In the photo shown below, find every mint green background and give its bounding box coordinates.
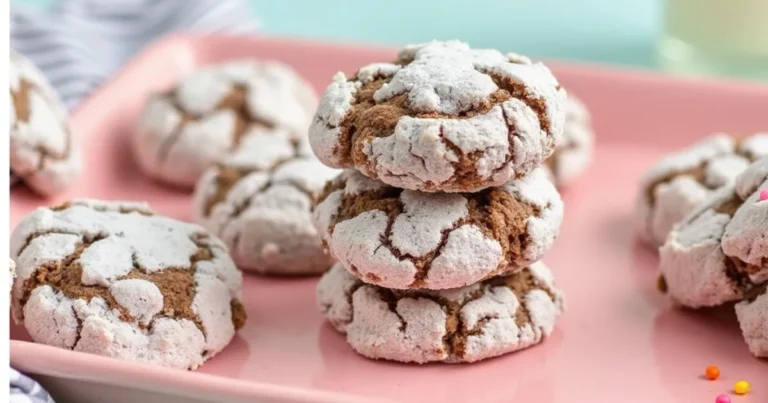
[13,0,661,68]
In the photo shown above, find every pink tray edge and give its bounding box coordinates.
[10,33,768,403]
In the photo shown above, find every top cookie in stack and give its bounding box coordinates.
[308,40,568,363]
[309,40,566,193]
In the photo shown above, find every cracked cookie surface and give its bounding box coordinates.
[543,93,594,187]
[317,261,564,363]
[10,50,82,196]
[659,157,768,308]
[133,59,317,188]
[309,40,566,193]
[635,132,768,248]
[736,285,768,358]
[192,135,339,275]
[10,199,245,370]
[313,167,563,290]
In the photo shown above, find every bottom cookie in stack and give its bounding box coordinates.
[317,262,564,364]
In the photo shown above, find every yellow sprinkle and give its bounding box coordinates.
[734,380,750,395]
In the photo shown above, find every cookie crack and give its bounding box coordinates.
[17,229,85,258]
[710,191,765,292]
[71,305,83,350]
[493,105,517,178]
[202,139,303,217]
[376,288,408,332]
[408,222,467,288]
[157,84,274,168]
[435,124,490,190]
[481,70,552,136]
[645,139,758,208]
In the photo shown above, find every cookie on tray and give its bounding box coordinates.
[543,93,594,187]
[10,199,246,370]
[192,135,338,275]
[133,59,317,188]
[317,261,564,363]
[313,167,563,290]
[10,50,82,196]
[635,132,768,248]
[309,40,566,193]
[735,285,768,358]
[658,157,768,308]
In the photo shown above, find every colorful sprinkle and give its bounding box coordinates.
[715,395,731,403]
[705,365,720,380]
[734,380,750,395]
[759,189,768,201]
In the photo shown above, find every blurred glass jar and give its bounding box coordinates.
[658,0,768,81]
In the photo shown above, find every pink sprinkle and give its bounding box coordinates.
[760,189,768,201]
[715,395,731,403]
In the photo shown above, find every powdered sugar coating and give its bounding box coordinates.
[309,40,566,193]
[134,59,317,188]
[635,133,768,247]
[192,135,339,275]
[11,199,244,370]
[722,157,768,283]
[544,93,594,187]
[659,187,743,307]
[735,287,768,357]
[10,50,82,196]
[313,168,563,290]
[317,261,564,363]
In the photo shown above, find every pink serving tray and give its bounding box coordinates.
[10,34,768,403]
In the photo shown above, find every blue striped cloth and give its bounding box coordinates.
[10,369,54,403]
[9,1,259,400]
[11,0,259,109]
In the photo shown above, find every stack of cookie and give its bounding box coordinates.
[308,40,568,363]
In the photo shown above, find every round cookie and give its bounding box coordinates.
[10,50,82,196]
[134,59,317,188]
[658,158,768,308]
[313,167,563,290]
[10,199,246,370]
[309,40,566,193]
[544,93,594,187]
[635,132,768,248]
[317,261,564,363]
[735,285,768,358]
[192,135,339,275]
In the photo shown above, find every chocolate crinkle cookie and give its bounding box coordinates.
[133,59,317,188]
[317,261,564,363]
[543,93,594,187]
[10,199,246,370]
[192,135,339,275]
[10,50,82,196]
[312,167,563,290]
[635,132,768,248]
[309,40,566,193]
[659,157,768,310]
